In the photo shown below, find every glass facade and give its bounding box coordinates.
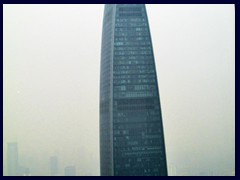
[100,4,167,176]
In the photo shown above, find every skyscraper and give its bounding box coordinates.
[18,166,31,176]
[64,166,76,176]
[7,142,19,176]
[50,156,58,176]
[100,4,168,176]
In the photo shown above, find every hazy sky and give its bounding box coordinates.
[3,4,235,176]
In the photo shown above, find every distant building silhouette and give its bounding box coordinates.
[50,156,58,176]
[100,4,168,176]
[64,166,76,176]
[168,163,177,176]
[18,166,31,176]
[199,171,208,176]
[7,142,18,176]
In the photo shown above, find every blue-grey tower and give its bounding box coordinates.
[100,4,167,176]
[50,156,58,176]
[7,142,19,176]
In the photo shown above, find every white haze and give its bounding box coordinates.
[3,4,235,176]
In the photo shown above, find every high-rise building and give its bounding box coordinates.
[168,163,177,176]
[7,142,19,176]
[50,156,58,176]
[64,166,76,176]
[100,4,168,176]
[18,166,31,176]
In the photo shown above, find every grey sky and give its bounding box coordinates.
[3,4,235,176]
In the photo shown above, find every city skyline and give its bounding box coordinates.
[3,4,235,176]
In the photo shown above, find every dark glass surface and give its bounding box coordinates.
[100,4,167,176]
